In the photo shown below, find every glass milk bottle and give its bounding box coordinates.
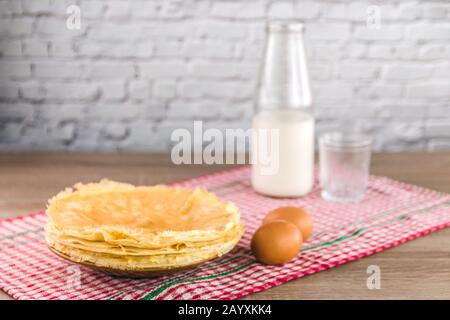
[251,22,314,197]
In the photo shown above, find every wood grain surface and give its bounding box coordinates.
[0,153,449,300]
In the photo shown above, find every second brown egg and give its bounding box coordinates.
[263,206,314,240]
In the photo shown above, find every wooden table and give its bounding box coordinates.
[0,153,449,300]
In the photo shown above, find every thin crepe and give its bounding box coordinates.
[45,180,244,271]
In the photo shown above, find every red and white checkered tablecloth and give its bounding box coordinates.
[1,166,449,300]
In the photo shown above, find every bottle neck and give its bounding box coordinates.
[256,23,312,112]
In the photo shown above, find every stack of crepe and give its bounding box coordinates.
[45,180,244,276]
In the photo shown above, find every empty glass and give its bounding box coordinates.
[319,131,372,202]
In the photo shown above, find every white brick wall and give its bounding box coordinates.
[0,0,449,152]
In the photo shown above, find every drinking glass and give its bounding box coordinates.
[319,131,372,202]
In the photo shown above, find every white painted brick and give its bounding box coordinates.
[128,80,151,101]
[127,119,162,150]
[423,4,449,20]
[198,101,224,119]
[0,84,19,99]
[159,0,186,19]
[309,63,331,80]
[384,64,432,80]
[153,80,177,99]
[144,21,193,39]
[239,42,264,60]
[22,0,51,14]
[357,85,404,99]
[220,101,253,120]
[395,45,417,60]
[184,0,210,18]
[0,103,34,120]
[308,44,343,60]
[78,42,153,58]
[83,22,140,41]
[184,40,236,59]
[35,104,86,120]
[306,23,350,40]
[425,120,450,138]
[105,1,132,20]
[0,122,22,143]
[23,40,48,57]
[428,105,450,117]
[80,1,106,19]
[146,100,167,119]
[322,3,348,19]
[393,122,424,142]
[49,41,76,57]
[50,121,77,144]
[377,4,398,20]
[0,62,31,78]
[99,81,126,101]
[238,63,259,80]
[407,24,450,40]
[134,43,154,58]
[33,62,85,79]
[408,84,450,98]
[77,42,111,57]
[268,1,294,19]
[0,1,22,16]
[102,123,129,141]
[382,105,427,118]
[428,139,450,151]
[367,45,393,59]
[88,62,135,79]
[190,61,239,78]
[128,2,158,19]
[313,84,353,103]
[368,44,416,60]
[347,2,369,22]
[19,83,46,101]
[419,45,450,60]
[354,25,404,41]
[433,64,450,79]
[45,82,100,101]
[197,21,249,40]
[247,22,266,41]
[345,44,367,59]
[295,1,320,19]
[339,63,379,80]
[211,1,266,19]
[167,100,200,119]
[153,41,181,58]
[0,18,34,36]
[315,107,372,120]
[180,80,253,99]
[36,17,85,36]
[397,3,422,20]
[0,40,22,56]
[140,61,187,79]
[87,103,142,120]
[44,0,78,13]
[347,3,397,22]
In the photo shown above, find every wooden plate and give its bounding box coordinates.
[48,246,214,278]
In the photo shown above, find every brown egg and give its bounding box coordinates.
[263,206,314,240]
[251,220,303,265]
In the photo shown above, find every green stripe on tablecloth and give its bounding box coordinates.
[141,260,256,300]
[105,254,248,300]
[304,200,450,252]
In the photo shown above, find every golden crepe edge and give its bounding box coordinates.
[45,180,244,275]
